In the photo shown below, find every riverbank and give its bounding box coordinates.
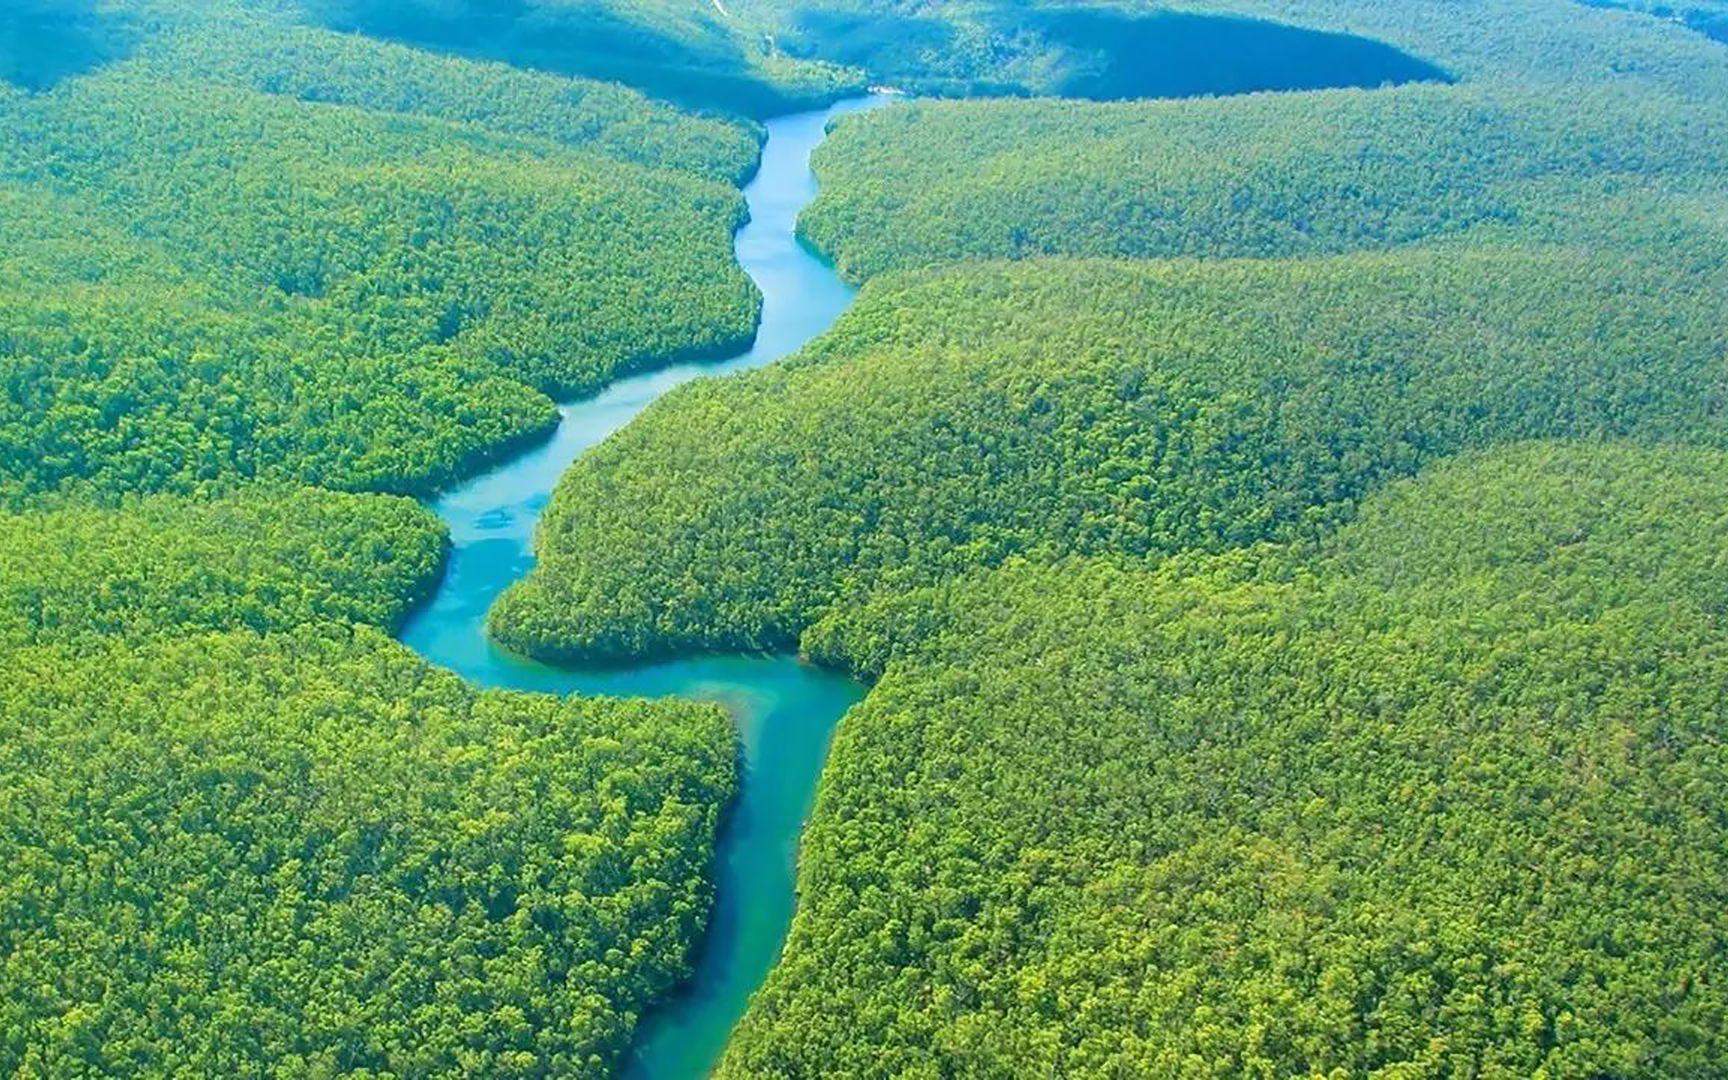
[397,95,891,1078]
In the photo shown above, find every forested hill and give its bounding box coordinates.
[1,0,765,505]
[0,2,767,1073]
[492,249,1728,663]
[5,0,1728,1074]
[0,626,736,1076]
[725,443,1728,1075]
[0,480,740,1074]
[307,0,865,118]
[739,0,1456,99]
[488,0,1728,1074]
[1582,0,1728,44]
[795,0,1728,280]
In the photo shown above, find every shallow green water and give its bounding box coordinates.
[398,96,886,1077]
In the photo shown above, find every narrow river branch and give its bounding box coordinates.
[397,95,890,1079]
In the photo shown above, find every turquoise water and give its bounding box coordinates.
[398,95,888,1078]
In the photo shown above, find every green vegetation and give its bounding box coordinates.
[142,6,763,182]
[6,0,1728,1073]
[0,480,740,1075]
[0,626,734,1077]
[1581,0,1728,45]
[794,0,1728,280]
[490,16,1728,1064]
[0,488,444,648]
[799,86,1728,281]
[0,3,770,1071]
[491,249,1728,663]
[310,0,865,118]
[1,0,764,504]
[0,485,746,1076]
[492,2,1728,1051]
[721,442,1728,1076]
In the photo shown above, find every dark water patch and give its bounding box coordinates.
[1032,9,1453,100]
[778,3,1450,100]
[0,0,135,92]
[1577,0,1728,45]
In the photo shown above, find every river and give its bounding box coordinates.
[397,95,890,1078]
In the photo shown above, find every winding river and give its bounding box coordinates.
[398,95,889,1078]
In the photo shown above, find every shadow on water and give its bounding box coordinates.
[780,4,1452,100]
[1576,0,1728,46]
[1034,9,1454,100]
[398,95,892,1080]
[0,0,135,92]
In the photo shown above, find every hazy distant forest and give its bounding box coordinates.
[2,0,1727,1075]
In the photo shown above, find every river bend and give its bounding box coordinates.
[398,96,888,1078]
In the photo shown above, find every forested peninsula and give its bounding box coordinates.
[4,0,1728,1076]
[1,1,761,1073]
[504,0,1728,1073]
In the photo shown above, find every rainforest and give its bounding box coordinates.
[2,0,1726,1077]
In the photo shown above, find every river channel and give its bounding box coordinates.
[399,95,888,1077]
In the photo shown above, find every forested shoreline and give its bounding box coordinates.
[499,0,1728,1073]
[794,0,1728,281]
[495,249,1728,662]
[1,0,771,506]
[728,443,1728,1076]
[5,0,1728,1074]
[0,2,768,1073]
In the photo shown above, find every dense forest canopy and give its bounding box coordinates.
[4,0,1728,1073]
[0,627,735,1077]
[772,3,1451,99]
[0,0,769,504]
[1581,0,1728,44]
[722,443,1728,1076]
[796,86,1728,279]
[0,478,740,1075]
[0,489,445,648]
[0,1,773,1072]
[300,0,1458,109]
[793,0,1728,279]
[494,249,1728,663]
[492,0,1728,1073]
